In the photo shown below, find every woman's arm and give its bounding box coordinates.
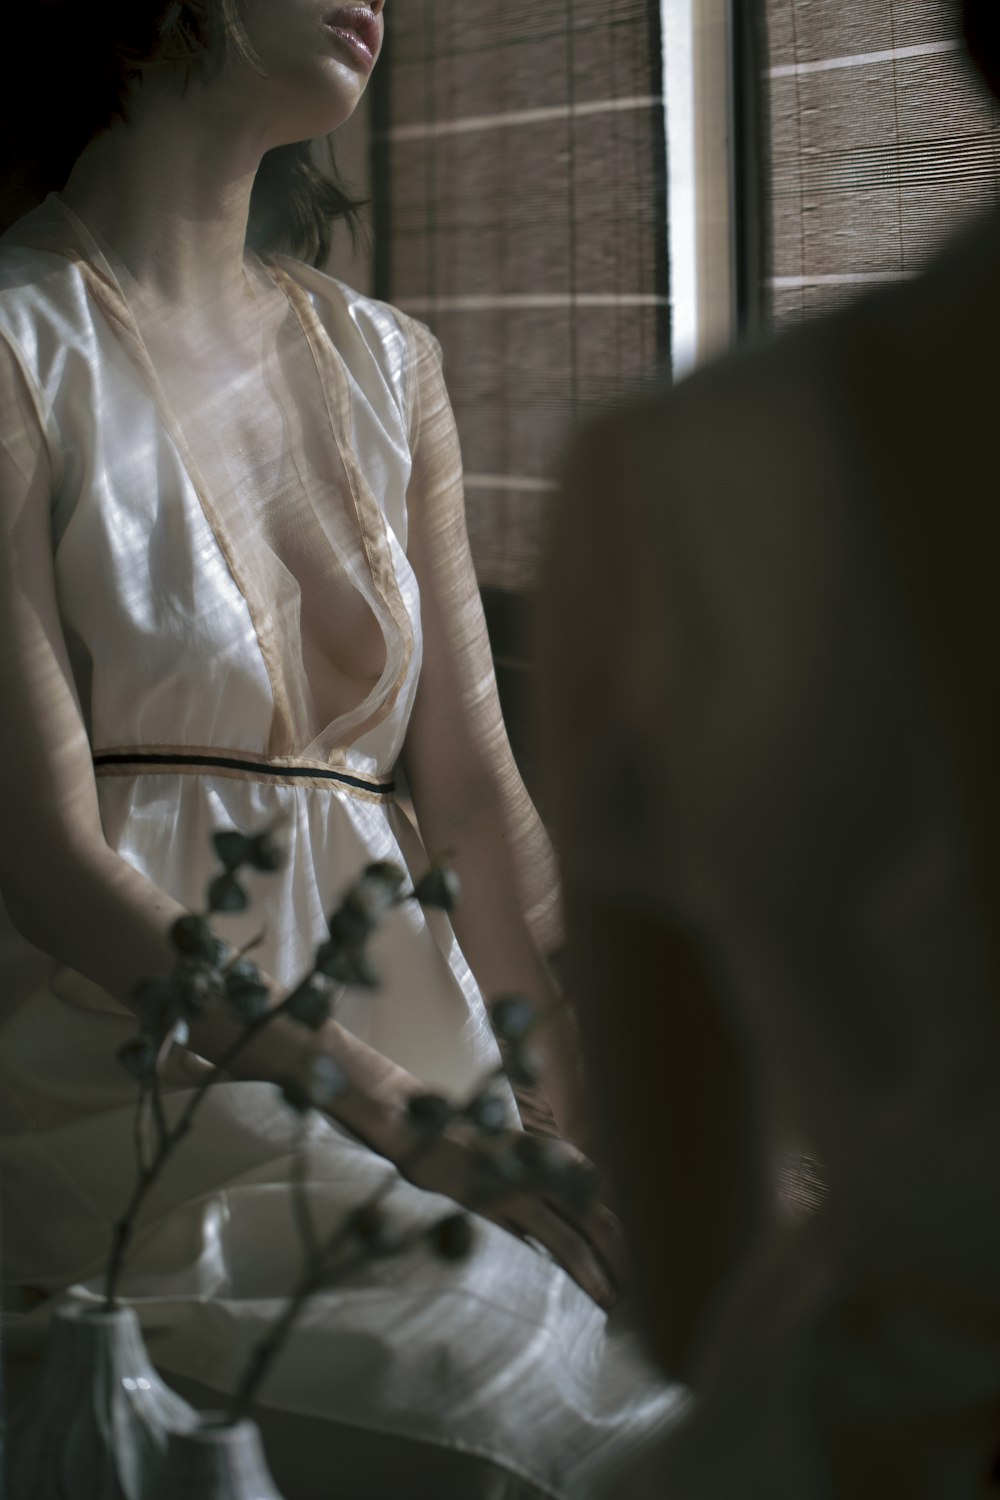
[398,323,591,1143]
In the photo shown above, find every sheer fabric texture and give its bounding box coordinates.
[0,196,677,1497]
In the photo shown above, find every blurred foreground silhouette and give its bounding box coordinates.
[543,3,1000,1495]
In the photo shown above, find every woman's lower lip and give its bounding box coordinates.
[325,24,375,70]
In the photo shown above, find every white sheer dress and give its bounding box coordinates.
[0,197,679,1498]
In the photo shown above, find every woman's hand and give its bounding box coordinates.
[394,1122,628,1311]
[302,1022,625,1308]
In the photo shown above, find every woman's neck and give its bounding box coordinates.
[60,75,273,322]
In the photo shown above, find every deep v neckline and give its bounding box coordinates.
[39,193,415,764]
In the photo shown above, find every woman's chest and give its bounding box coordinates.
[50,311,420,761]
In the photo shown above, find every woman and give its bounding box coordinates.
[0,3,677,1495]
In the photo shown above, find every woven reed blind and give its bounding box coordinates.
[760,0,1000,328]
[372,2,668,597]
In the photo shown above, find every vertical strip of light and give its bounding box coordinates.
[662,0,736,378]
[663,0,699,378]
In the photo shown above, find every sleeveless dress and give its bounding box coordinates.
[0,198,680,1498]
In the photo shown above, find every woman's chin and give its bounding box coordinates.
[265,79,366,147]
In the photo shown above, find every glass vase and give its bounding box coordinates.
[152,1417,285,1500]
[10,1298,197,1500]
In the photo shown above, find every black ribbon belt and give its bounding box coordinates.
[92,751,395,796]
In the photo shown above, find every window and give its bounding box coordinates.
[371,3,669,784]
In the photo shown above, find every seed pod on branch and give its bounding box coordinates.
[285,976,334,1031]
[490,995,536,1045]
[170,914,218,961]
[350,1202,392,1254]
[429,1213,474,1262]
[117,1036,158,1081]
[464,1090,509,1136]
[131,975,183,1028]
[248,830,286,872]
[315,939,379,989]
[411,864,461,913]
[212,830,255,871]
[208,872,248,914]
[173,958,225,1019]
[406,1092,454,1135]
[224,958,271,1022]
[280,1055,347,1114]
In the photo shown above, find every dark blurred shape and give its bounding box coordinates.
[541,4,1000,1494]
[964,0,1000,97]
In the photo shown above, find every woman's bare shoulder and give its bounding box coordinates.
[270,256,444,435]
[272,256,440,360]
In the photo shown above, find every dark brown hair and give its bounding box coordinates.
[1,0,362,264]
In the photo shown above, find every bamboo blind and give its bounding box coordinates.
[760,0,1000,328]
[372,2,668,596]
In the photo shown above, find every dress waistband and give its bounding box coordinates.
[92,750,396,798]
